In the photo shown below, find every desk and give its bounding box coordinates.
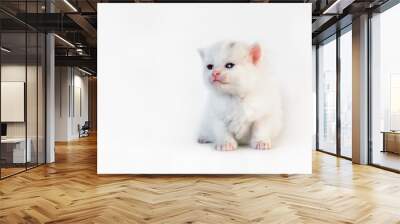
[382,131,400,154]
[1,138,31,163]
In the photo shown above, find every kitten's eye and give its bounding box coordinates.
[225,63,235,69]
[206,64,213,70]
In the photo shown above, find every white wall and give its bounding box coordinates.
[1,65,26,137]
[1,65,42,138]
[55,67,89,141]
[55,66,69,141]
[71,73,89,138]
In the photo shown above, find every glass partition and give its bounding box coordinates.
[0,1,46,179]
[317,36,337,154]
[0,31,28,177]
[316,26,353,160]
[27,31,38,169]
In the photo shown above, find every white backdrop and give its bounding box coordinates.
[98,3,313,174]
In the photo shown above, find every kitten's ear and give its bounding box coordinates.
[198,48,205,60]
[249,43,262,65]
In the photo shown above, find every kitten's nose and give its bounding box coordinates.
[212,71,221,77]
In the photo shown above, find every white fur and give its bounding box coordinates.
[198,41,282,150]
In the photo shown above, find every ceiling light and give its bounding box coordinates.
[63,0,78,12]
[78,67,93,76]
[54,34,75,48]
[76,48,85,55]
[1,47,11,53]
[323,0,354,15]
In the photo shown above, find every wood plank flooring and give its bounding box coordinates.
[1,134,400,223]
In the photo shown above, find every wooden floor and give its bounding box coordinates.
[0,167,26,178]
[1,135,400,224]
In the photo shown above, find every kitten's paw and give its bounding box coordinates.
[251,140,272,150]
[215,142,237,151]
[198,137,212,144]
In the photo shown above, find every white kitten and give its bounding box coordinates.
[198,41,282,151]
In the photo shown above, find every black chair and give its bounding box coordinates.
[79,121,90,138]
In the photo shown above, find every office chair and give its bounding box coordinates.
[79,121,90,138]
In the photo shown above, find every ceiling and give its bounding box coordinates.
[0,0,392,75]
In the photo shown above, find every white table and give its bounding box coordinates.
[1,138,31,163]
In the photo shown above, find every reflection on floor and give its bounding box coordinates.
[341,147,352,158]
[0,162,41,178]
[373,150,400,170]
[0,167,25,178]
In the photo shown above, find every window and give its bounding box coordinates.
[390,74,400,130]
[317,26,353,159]
[370,3,400,171]
[318,36,337,154]
[340,29,352,158]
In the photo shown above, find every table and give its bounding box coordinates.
[382,131,400,154]
[1,138,32,164]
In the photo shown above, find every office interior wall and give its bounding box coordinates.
[71,72,88,138]
[55,67,89,141]
[74,72,89,132]
[55,66,70,141]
